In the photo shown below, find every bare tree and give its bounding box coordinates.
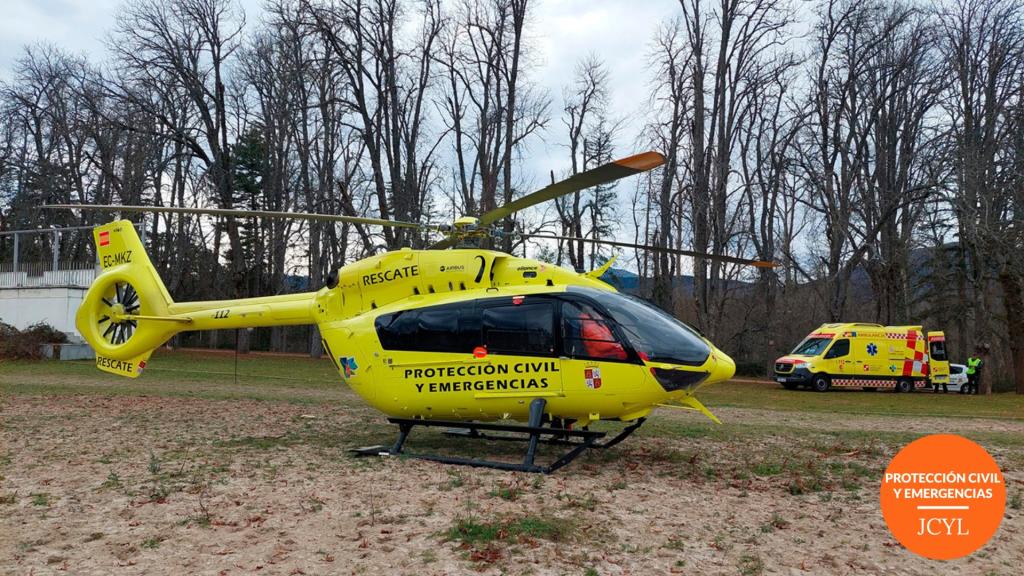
[737,66,802,372]
[674,0,794,338]
[301,0,443,250]
[794,0,931,321]
[939,0,1024,393]
[436,0,548,250]
[643,20,691,313]
[555,56,619,271]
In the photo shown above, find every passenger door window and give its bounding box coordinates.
[481,302,555,356]
[375,302,478,353]
[824,338,850,359]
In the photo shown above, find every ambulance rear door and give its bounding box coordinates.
[927,331,950,385]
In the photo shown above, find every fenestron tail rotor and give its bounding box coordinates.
[98,280,141,345]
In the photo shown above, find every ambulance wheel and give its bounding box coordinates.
[812,375,831,392]
[895,379,913,393]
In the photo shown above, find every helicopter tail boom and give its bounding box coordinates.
[77,220,316,377]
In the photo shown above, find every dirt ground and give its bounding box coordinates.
[2,388,1022,575]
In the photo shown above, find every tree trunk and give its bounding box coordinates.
[1000,269,1024,394]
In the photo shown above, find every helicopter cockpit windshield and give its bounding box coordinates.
[571,287,711,366]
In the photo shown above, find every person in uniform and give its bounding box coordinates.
[966,348,984,395]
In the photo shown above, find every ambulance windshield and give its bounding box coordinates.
[792,337,832,356]
[576,288,711,366]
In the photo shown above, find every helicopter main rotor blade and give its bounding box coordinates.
[520,233,777,268]
[44,205,428,229]
[428,151,666,250]
[478,151,665,229]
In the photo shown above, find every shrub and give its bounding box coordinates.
[0,320,68,359]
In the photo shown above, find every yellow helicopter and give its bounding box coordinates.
[49,151,772,472]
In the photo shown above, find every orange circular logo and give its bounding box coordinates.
[880,434,1006,560]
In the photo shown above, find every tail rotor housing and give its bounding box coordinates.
[77,221,176,377]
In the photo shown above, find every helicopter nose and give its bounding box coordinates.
[707,347,736,384]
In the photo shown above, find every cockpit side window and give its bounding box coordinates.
[561,301,628,361]
[573,288,711,366]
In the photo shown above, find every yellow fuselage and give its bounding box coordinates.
[81,221,734,426]
[315,249,733,424]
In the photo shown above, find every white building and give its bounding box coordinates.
[0,224,140,358]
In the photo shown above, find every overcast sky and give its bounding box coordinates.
[0,0,678,152]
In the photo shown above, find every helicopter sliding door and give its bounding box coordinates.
[475,297,563,400]
[373,295,562,420]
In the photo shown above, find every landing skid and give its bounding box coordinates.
[350,398,645,473]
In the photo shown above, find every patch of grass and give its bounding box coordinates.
[700,381,1024,421]
[488,481,522,502]
[447,519,501,545]
[710,533,731,552]
[147,452,161,475]
[608,480,628,491]
[148,483,171,501]
[738,553,764,576]
[788,475,824,496]
[584,568,599,576]
[439,471,466,491]
[759,512,790,533]
[663,537,685,551]
[101,471,122,490]
[181,514,212,528]
[140,537,163,549]
[619,543,652,554]
[84,532,104,542]
[645,444,688,463]
[30,493,49,507]
[558,492,599,511]
[317,550,335,562]
[785,459,828,496]
[752,461,783,476]
[306,496,325,512]
[1011,491,1022,511]
[8,351,1022,423]
[446,514,574,546]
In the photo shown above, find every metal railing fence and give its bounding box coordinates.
[0,223,143,289]
[0,261,98,288]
